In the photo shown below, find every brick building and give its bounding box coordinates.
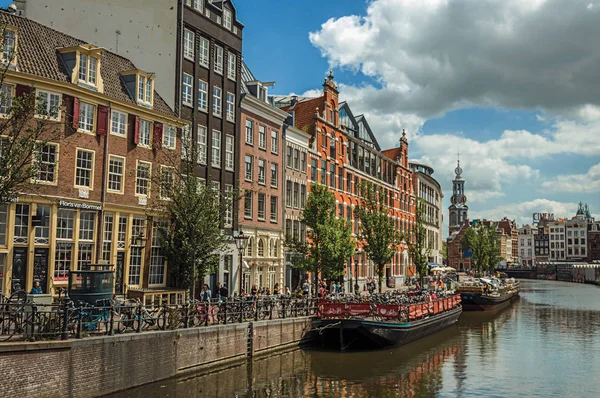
[497,217,518,264]
[238,62,288,294]
[0,14,183,296]
[518,224,537,266]
[275,72,415,290]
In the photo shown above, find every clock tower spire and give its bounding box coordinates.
[449,155,468,235]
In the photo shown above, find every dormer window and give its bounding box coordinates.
[79,53,98,85]
[137,75,152,105]
[223,9,232,30]
[2,28,16,65]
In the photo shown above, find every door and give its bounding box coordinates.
[33,248,49,294]
[12,248,27,293]
[209,273,217,298]
[115,252,125,295]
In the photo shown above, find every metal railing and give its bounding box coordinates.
[0,294,319,343]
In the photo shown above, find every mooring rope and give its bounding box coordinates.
[313,321,342,335]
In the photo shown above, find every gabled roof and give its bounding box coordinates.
[280,96,323,134]
[381,147,402,162]
[0,12,175,116]
[355,114,381,150]
[240,60,256,95]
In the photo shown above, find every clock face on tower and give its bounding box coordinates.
[455,165,463,176]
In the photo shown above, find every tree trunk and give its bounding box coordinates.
[378,273,383,293]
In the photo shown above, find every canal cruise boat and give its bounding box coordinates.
[315,294,462,350]
[457,277,520,311]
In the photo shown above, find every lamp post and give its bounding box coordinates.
[234,231,249,296]
[354,249,362,295]
[347,258,353,294]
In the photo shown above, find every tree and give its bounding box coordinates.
[462,223,503,274]
[407,198,431,285]
[285,183,355,293]
[354,181,404,292]
[0,51,64,205]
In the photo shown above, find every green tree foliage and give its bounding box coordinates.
[462,223,503,274]
[354,181,404,292]
[285,183,355,290]
[407,198,431,285]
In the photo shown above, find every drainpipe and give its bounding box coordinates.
[177,0,184,117]
[96,102,110,265]
[281,124,288,287]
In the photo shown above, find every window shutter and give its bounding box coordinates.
[72,97,80,130]
[153,122,163,149]
[132,116,140,145]
[97,105,109,136]
[15,84,33,98]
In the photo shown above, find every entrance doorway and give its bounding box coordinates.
[115,252,125,295]
[33,248,49,294]
[12,247,27,293]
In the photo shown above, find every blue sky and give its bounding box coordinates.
[5,0,599,234]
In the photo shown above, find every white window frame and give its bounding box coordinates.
[2,29,16,64]
[198,37,210,68]
[226,92,235,122]
[245,155,253,181]
[257,193,266,221]
[214,45,223,74]
[223,9,233,30]
[213,86,222,117]
[245,119,254,145]
[197,125,207,165]
[271,130,278,154]
[192,0,203,12]
[270,163,278,188]
[137,75,152,105]
[138,119,152,148]
[107,155,125,194]
[36,90,61,120]
[225,134,234,171]
[34,143,58,184]
[183,28,195,61]
[182,73,193,106]
[197,79,208,112]
[75,148,94,189]
[110,110,127,137]
[0,84,13,115]
[211,130,221,168]
[258,125,266,149]
[136,160,151,197]
[160,166,174,200]
[224,184,233,227]
[78,101,95,133]
[163,125,176,150]
[78,53,98,86]
[270,197,278,222]
[181,124,192,161]
[258,159,266,185]
[227,52,236,80]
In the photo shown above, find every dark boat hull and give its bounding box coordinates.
[459,289,520,311]
[315,306,462,350]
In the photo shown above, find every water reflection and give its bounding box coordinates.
[109,280,600,398]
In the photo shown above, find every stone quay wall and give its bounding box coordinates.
[0,317,315,398]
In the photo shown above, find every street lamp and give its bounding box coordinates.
[347,258,353,294]
[354,249,363,295]
[234,231,249,296]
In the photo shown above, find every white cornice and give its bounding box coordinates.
[241,95,289,126]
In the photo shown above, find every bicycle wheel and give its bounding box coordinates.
[0,316,17,342]
[156,308,167,330]
[116,312,130,334]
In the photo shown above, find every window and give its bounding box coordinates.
[108,155,124,192]
[75,149,94,188]
[36,90,61,120]
[300,185,306,208]
[258,239,265,257]
[225,135,234,171]
[258,159,266,185]
[111,110,127,136]
[223,9,232,30]
[182,73,193,106]
[160,167,174,199]
[78,101,95,132]
[258,125,266,149]
[197,125,207,164]
[293,183,299,208]
[224,185,233,227]
[213,86,222,117]
[270,197,278,222]
[163,125,176,149]
[271,164,278,188]
[2,29,16,64]
[301,152,307,173]
[138,119,151,147]
[102,213,113,261]
[271,131,278,154]
[286,181,292,207]
[0,84,13,115]
[293,149,300,170]
[338,204,343,218]
[211,130,221,167]
[149,221,166,285]
[0,204,7,246]
[183,29,195,60]
[137,75,152,105]
[226,92,235,122]
[56,209,74,240]
[244,191,252,219]
[330,163,335,188]
[196,79,208,112]
[14,204,29,244]
[286,146,292,168]
[117,216,127,250]
[181,124,192,160]
[245,119,254,144]
[35,144,57,183]
[321,160,326,184]
[228,52,236,80]
[78,53,98,85]
[311,159,317,181]
[258,194,266,220]
[79,211,95,241]
[245,155,253,181]
[192,0,203,12]
[129,247,142,286]
[199,37,209,67]
[54,243,73,281]
[214,45,223,74]
[136,161,151,196]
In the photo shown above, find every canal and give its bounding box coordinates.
[109,280,600,397]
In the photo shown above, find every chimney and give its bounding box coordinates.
[290,95,298,107]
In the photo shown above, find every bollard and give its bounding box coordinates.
[136,303,142,333]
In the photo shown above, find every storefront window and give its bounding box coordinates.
[56,209,75,240]
[79,211,96,241]
[0,204,7,246]
[34,205,51,245]
[102,213,113,261]
[0,253,5,295]
[54,242,73,281]
[14,204,30,244]
[149,221,166,285]
[129,247,142,285]
[117,216,127,249]
[78,243,94,269]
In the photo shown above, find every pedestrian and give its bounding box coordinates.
[219,283,228,300]
[201,284,212,302]
[285,286,291,296]
[251,284,258,296]
[302,280,310,296]
[274,283,280,295]
[30,280,43,294]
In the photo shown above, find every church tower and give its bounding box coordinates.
[449,157,468,235]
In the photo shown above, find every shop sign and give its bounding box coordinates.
[533,213,554,223]
[58,200,102,211]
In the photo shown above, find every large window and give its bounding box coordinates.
[0,84,13,115]
[56,209,74,240]
[108,156,124,193]
[226,92,235,122]
[258,125,266,149]
[197,125,207,164]
[136,161,151,196]
[225,135,234,171]
[14,204,29,244]
[78,101,95,132]
[79,211,95,241]
[224,185,233,227]
[223,9,233,30]
[35,144,57,183]
[270,163,278,188]
[129,247,142,286]
[54,243,73,281]
[0,204,7,246]
[293,183,299,208]
[160,167,174,199]
[227,52,236,80]
[300,185,306,208]
[270,197,278,222]
[245,119,254,144]
[211,130,221,167]
[111,110,127,136]
[213,86,222,117]
[75,149,94,188]
[163,125,176,149]
[258,159,266,185]
[286,146,292,168]
[199,37,209,67]
[293,149,299,170]
[2,29,16,64]
[311,158,317,181]
[244,191,252,219]
[214,45,223,74]
[183,28,195,60]
[286,181,292,207]
[245,155,253,181]
[197,79,208,112]
[117,216,127,250]
[271,131,278,154]
[181,124,192,160]
[137,75,152,105]
[32,205,49,245]
[257,194,266,220]
[36,90,61,120]
[149,221,166,285]
[78,53,98,86]
[138,119,151,147]
[182,73,193,106]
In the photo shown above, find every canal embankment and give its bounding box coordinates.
[0,316,316,398]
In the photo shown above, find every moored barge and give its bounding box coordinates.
[315,295,462,350]
[457,277,520,311]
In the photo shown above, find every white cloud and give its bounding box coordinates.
[469,199,580,226]
[541,163,600,192]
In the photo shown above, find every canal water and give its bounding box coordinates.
[111,280,600,397]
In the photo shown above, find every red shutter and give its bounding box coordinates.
[97,105,109,136]
[153,122,163,149]
[72,97,80,130]
[15,84,33,97]
[133,116,140,145]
